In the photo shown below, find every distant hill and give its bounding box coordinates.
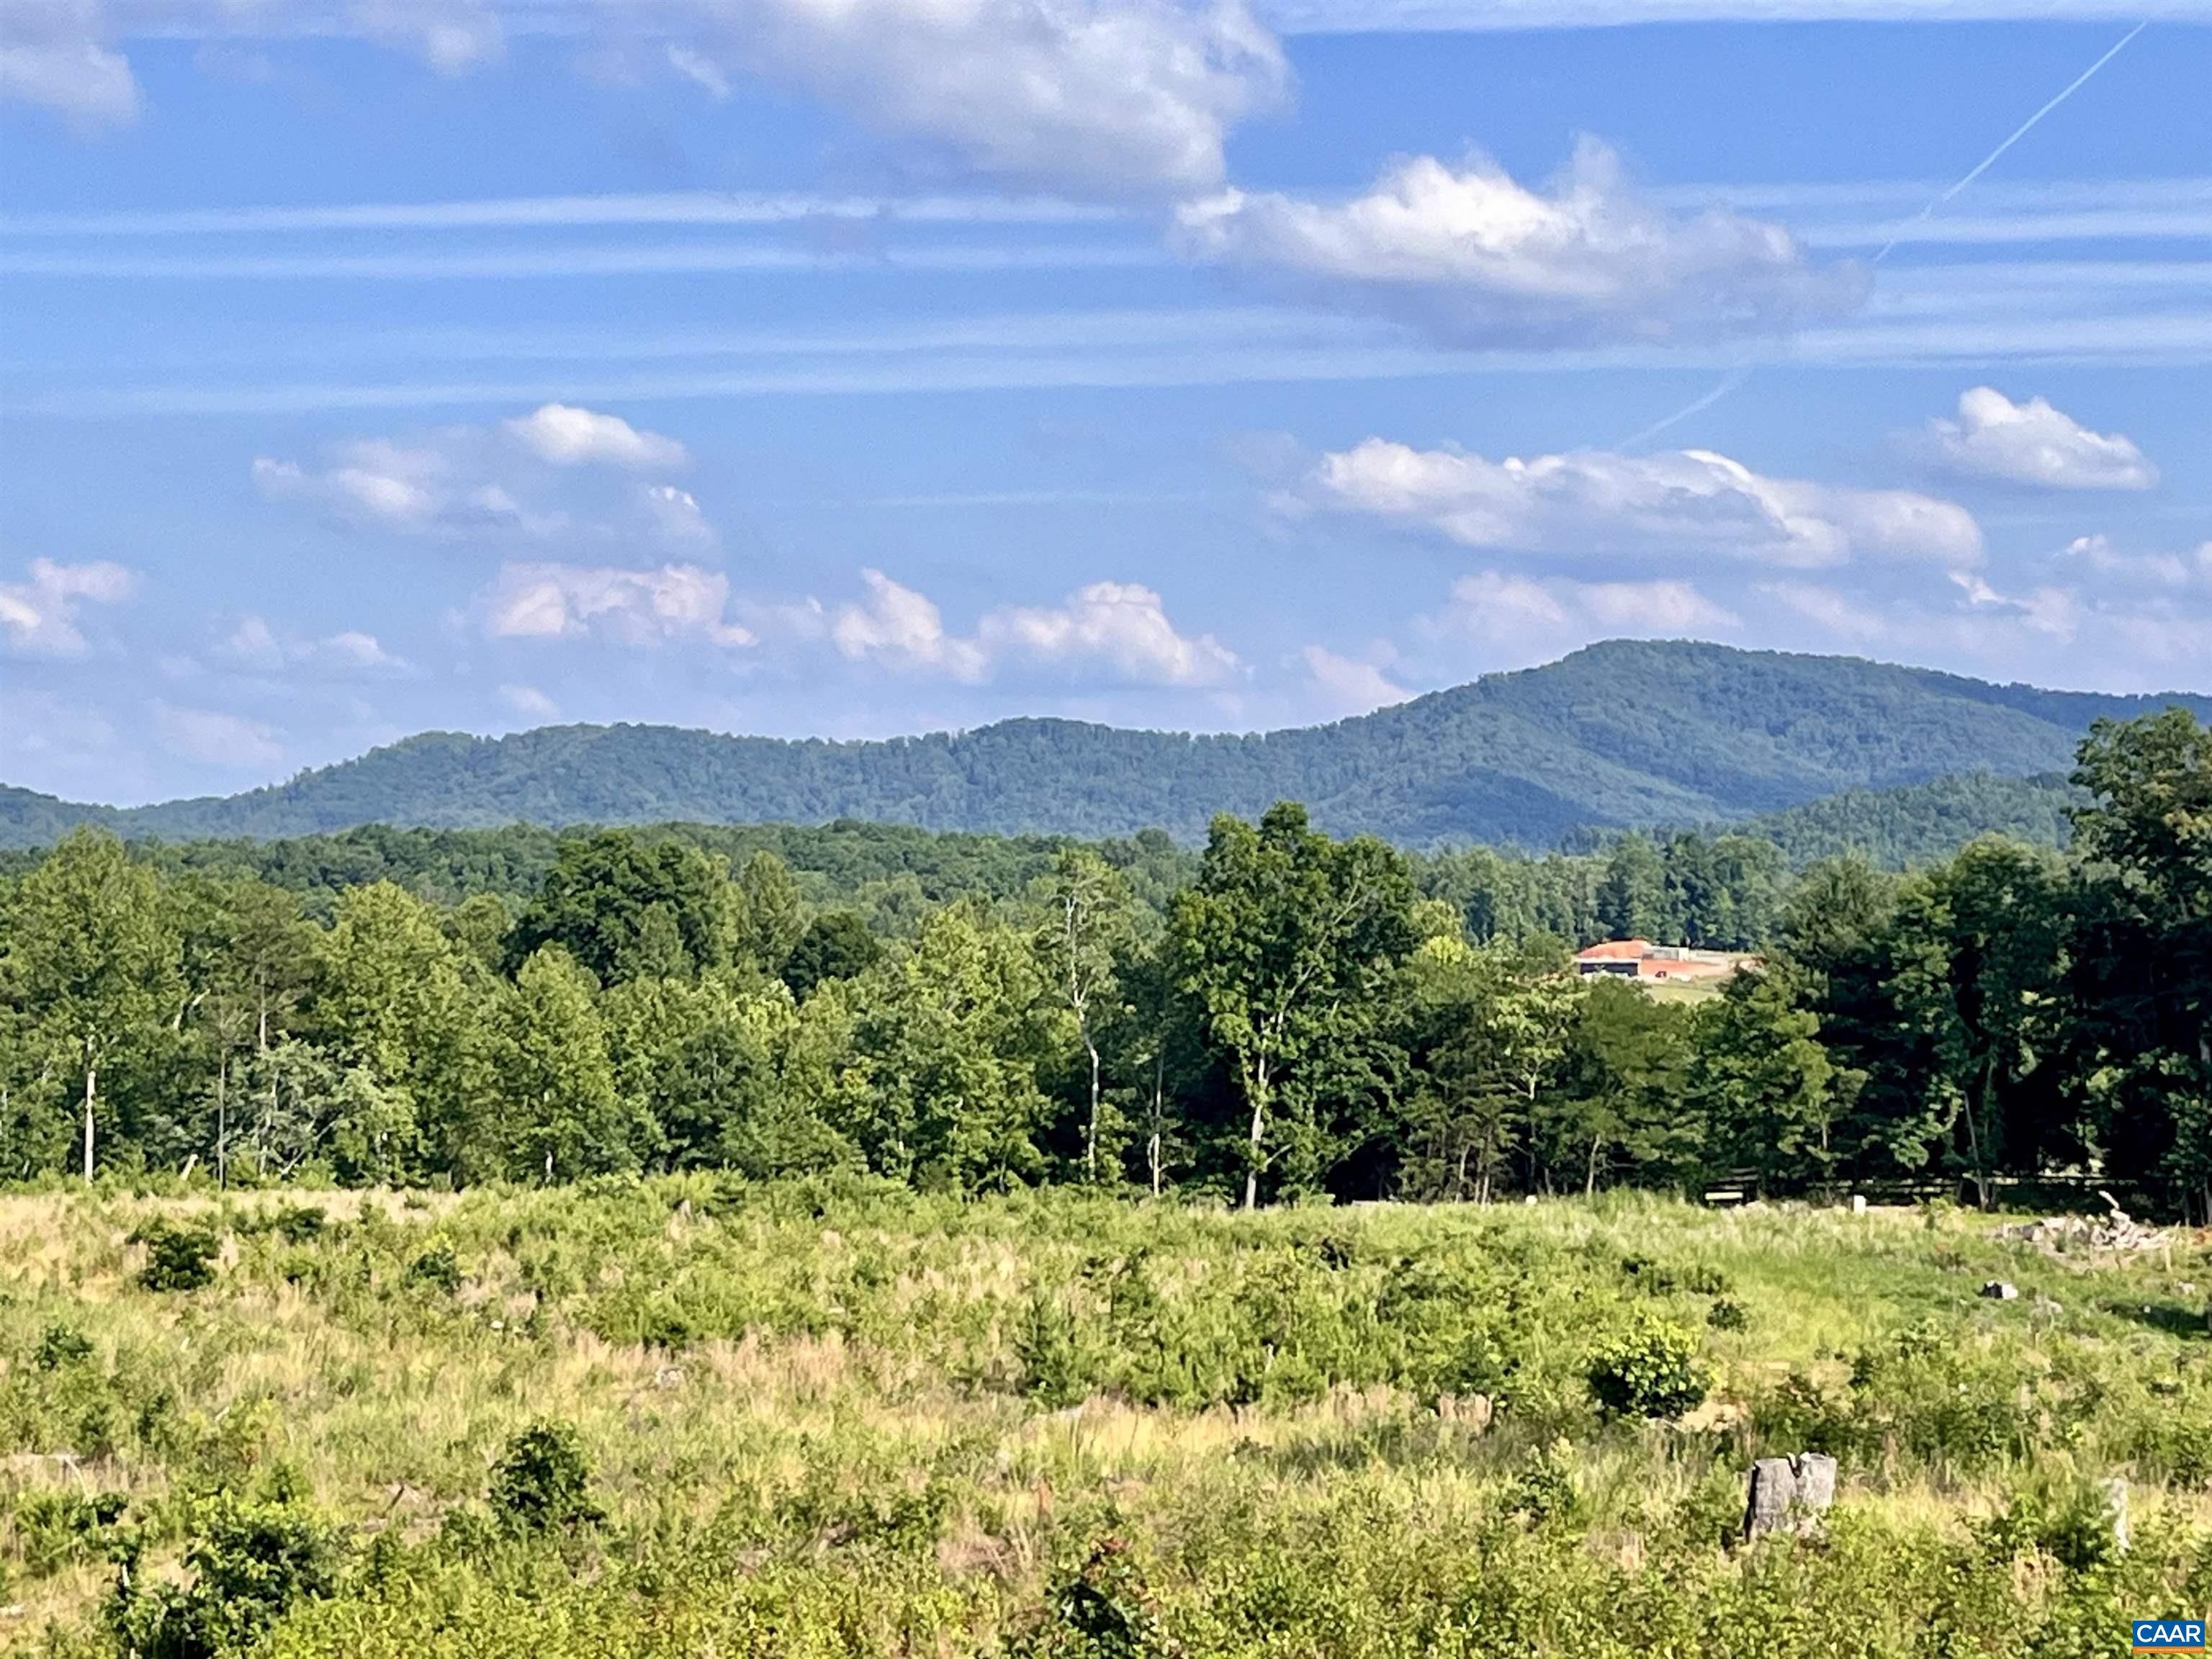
[4,641,2204,851]
[1730,770,2084,868]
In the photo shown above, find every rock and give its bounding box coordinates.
[1851,1195,1867,1215]
[1980,1280,2018,1300]
[1744,1453,1838,1540]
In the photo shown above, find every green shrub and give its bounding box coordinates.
[1707,1297,1750,1331]
[405,1241,461,1292]
[34,1319,94,1370]
[1586,1313,1709,1420]
[109,1498,341,1659]
[1015,1288,1094,1410]
[132,1220,221,1292]
[487,1421,601,1534]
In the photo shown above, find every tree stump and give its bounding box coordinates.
[1745,1452,1838,1539]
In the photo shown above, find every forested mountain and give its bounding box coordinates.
[1724,771,2084,868]
[6,642,2204,850]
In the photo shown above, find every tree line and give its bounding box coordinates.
[1,711,2203,1218]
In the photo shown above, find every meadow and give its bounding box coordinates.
[1,1179,2208,1657]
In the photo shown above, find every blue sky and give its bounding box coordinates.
[2,0,2207,806]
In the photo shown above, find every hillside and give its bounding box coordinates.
[1729,770,2084,868]
[4,641,2203,850]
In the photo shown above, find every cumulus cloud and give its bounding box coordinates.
[831,570,1240,685]
[0,558,135,655]
[0,0,138,127]
[2059,534,2212,589]
[1924,387,2157,491]
[830,572,991,682]
[251,441,528,536]
[480,562,755,648]
[1299,644,1412,718]
[981,580,1243,685]
[498,683,561,721]
[1174,138,1864,346]
[153,701,286,770]
[254,406,706,543]
[506,404,688,472]
[1311,438,1982,570]
[1419,570,1740,664]
[683,0,1287,198]
[219,613,410,675]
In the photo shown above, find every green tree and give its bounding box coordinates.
[1691,963,1842,1195]
[1,828,180,1180]
[1172,804,1416,1208]
[733,850,806,976]
[488,946,637,1181]
[783,911,883,997]
[2067,709,2212,1220]
[508,830,731,986]
[1035,849,1136,1184]
[1547,976,1697,1194]
[852,905,1055,1190]
[1597,835,1671,943]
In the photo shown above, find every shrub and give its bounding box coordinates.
[1586,1313,1710,1420]
[109,1498,341,1659]
[1707,1298,1750,1332]
[34,1319,94,1370]
[405,1241,461,1292]
[133,1220,221,1292]
[487,1421,601,1534]
[1015,1288,1095,1410]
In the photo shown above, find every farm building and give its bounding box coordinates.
[1573,940,1756,983]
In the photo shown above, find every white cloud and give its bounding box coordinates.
[1419,570,1740,663]
[219,613,410,674]
[153,701,286,770]
[505,403,688,472]
[642,484,716,545]
[1925,387,2157,490]
[1312,438,1982,569]
[1759,581,1892,643]
[664,42,730,99]
[830,571,990,682]
[981,580,1243,686]
[0,558,135,655]
[254,408,710,543]
[678,0,1287,198]
[1173,138,1864,346]
[251,442,483,534]
[347,0,504,73]
[1299,644,1411,717]
[0,1,138,127]
[498,683,561,721]
[481,562,755,648]
[2060,534,2212,589]
[830,570,1240,686]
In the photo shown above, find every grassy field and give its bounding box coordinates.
[1,1181,2208,1657]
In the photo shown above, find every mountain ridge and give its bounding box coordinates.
[6,640,2206,850]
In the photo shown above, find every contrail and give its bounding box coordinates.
[1613,19,2149,453]
[1614,367,1752,451]
[1873,20,2149,264]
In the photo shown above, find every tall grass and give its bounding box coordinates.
[1,1182,2206,1655]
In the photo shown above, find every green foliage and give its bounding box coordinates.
[487,1421,602,1534]
[109,1498,342,1659]
[1586,1313,1709,1420]
[132,1218,221,1292]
